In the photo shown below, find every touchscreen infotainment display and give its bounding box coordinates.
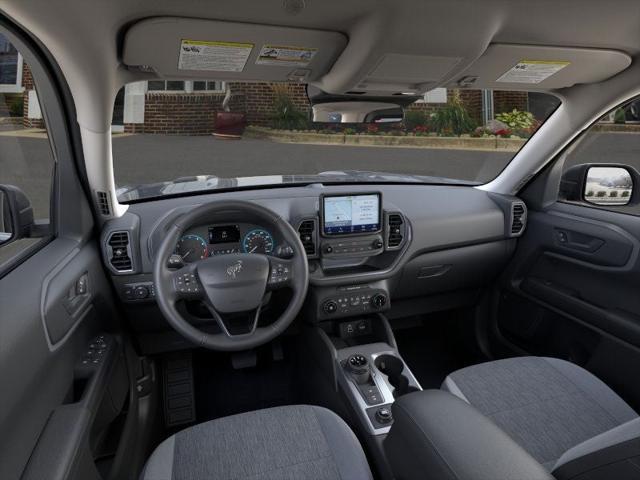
[322,194,381,235]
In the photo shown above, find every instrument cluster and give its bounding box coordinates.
[174,224,276,263]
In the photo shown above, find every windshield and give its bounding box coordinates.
[112,82,560,202]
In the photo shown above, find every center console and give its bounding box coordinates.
[337,343,422,435]
[305,313,422,479]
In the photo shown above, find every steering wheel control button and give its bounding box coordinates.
[175,272,200,295]
[269,262,290,286]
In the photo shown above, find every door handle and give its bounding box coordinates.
[64,273,91,317]
[554,229,604,253]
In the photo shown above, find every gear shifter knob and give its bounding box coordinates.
[346,354,370,384]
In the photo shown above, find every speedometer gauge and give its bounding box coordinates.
[242,229,275,254]
[175,234,208,263]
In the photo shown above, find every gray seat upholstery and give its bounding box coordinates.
[141,405,373,480]
[442,356,639,475]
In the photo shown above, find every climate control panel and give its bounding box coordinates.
[321,234,385,259]
[320,285,389,319]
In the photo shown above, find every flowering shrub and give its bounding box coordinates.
[404,110,430,131]
[413,125,430,136]
[495,109,535,130]
[366,124,380,134]
[432,92,476,135]
[494,128,512,138]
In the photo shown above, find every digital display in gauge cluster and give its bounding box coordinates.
[209,225,241,244]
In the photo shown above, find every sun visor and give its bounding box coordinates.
[446,44,631,90]
[122,17,347,83]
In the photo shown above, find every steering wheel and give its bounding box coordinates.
[153,200,309,351]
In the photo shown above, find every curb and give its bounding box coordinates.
[244,126,526,152]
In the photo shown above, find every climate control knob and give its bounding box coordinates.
[323,300,338,314]
[371,293,387,309]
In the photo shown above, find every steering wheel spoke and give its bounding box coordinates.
[204,302,262,338]
[267,257,294,291]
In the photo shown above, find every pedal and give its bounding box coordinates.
[162,351,196,427]
[231,349,257,369]
[271,339,284,362]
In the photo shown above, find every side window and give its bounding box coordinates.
[0,32,55,268]
[559,97,640,215]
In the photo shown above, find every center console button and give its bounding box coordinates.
[375,406,393,424]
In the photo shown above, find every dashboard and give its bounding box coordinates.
[100,183,527,353]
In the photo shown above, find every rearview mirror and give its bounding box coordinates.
[0,185,34,246]
[312,102,404,124]
[584,166,633,206]
[306,85,420,124]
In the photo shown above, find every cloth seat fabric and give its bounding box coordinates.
[442,356,638,470]
[141,404,373,480]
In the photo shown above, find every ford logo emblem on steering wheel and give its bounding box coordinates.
[226,260,243,279]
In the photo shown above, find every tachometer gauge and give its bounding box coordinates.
[175,234,208,263]
[242,229,275,254]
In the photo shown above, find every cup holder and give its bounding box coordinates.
[374,354,419,398]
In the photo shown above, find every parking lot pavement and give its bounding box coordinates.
[1,131,640,219]
[111,135,513,186]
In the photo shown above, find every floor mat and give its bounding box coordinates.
[192,341,299,423]
[394,312,486,389]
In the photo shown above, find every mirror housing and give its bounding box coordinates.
[307,85,420,124]
[0,185,34,246]
[560,164,637,207]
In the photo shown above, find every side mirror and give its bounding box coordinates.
[0,185,34,246]
[560,164,636,207]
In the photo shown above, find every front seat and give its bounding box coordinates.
[443,356,640,477]
[141,405,373,480]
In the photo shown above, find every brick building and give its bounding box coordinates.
[15,64,549,135]
[113,80,538,135]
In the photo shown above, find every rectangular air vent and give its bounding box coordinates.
[96,191,111,216]
[298,219,317,257]
[511,203,527,236]
[108,231,132,272]
[387,213,405,249]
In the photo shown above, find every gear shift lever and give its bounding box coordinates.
[346,354,371,384]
